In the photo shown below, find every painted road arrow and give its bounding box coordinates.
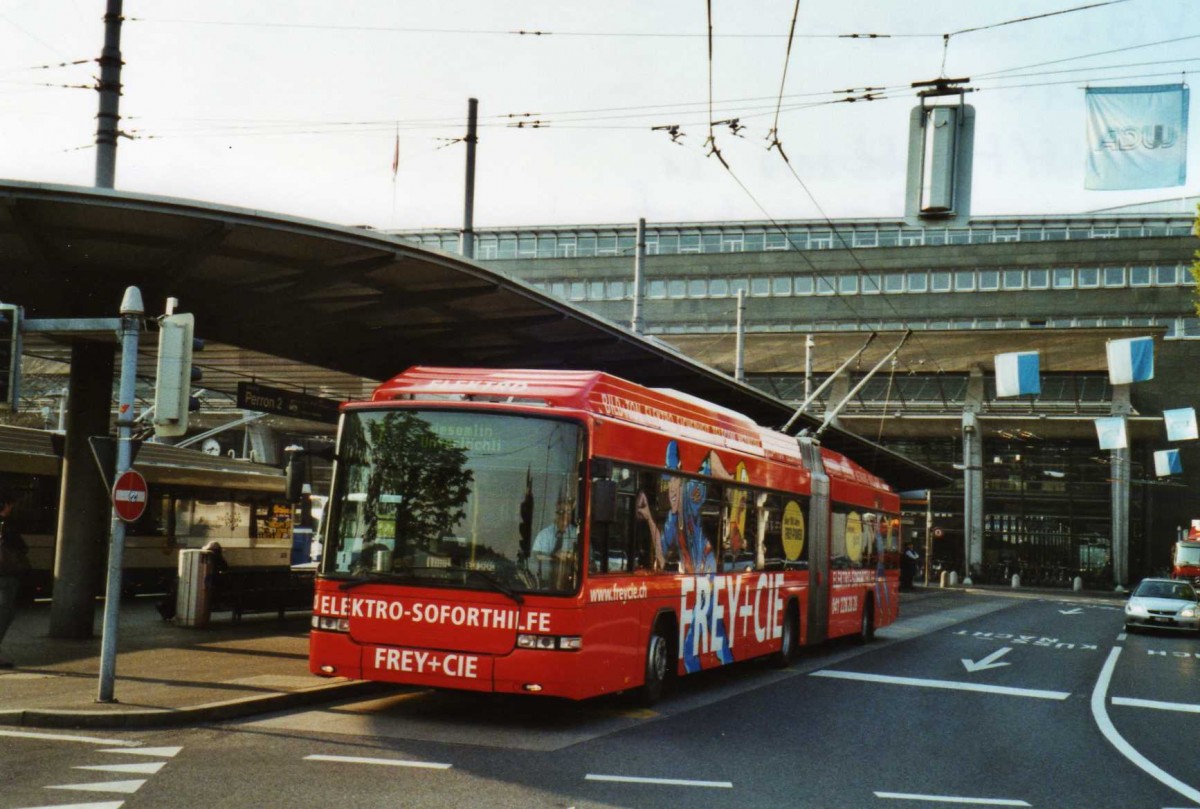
[1058,608,1084,615]
[962,647,1013,673]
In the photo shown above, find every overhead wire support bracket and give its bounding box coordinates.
[912,76,973,98]
[782,333,877,434]
[815,331,911,439]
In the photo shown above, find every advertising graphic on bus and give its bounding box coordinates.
[308,367,900,702]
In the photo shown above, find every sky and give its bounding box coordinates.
[2,0,1199,231]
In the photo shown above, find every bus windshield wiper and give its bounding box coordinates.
[463,569,525,605]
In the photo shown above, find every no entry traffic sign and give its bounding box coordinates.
[112,469,148,523]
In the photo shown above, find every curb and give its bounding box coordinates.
[0,679,393,730]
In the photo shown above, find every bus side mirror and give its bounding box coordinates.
[591,479,617,524]
[285,451,307,503]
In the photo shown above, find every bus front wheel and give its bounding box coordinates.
[638,624,671,705]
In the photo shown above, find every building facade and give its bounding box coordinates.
[396,201,1200,586]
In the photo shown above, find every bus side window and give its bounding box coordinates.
[830,510,850,570]
[862,514,879,571]
[722,485,755,571]
[883,515,900,570]
[635,470,678,573]
[761,494,786,571]
[700,482,723,571]
[593,466,636,575]
[753,492,768,571]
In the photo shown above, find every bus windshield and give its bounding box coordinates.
[1176,545,1200,566]
[324,409,585,595]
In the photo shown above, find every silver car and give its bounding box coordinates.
[1124,578,1200,633]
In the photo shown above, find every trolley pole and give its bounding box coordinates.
[94,0,125,189]
[97,286,143,703]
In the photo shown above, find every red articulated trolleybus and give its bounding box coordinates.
[308,367,900,702]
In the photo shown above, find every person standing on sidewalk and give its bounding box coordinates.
[900,542,920,592]
[0,491,30,669]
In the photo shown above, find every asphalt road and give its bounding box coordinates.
[5,591,1199,809]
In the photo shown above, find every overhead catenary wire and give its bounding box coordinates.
[936,0,1131,76]
[126,16,937,40]
[974,31,1200,79]
[748,2,953,379]
[767,0,803,150]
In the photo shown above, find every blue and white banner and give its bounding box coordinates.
[994,351,1040,398]
[1164,407,1199,441]
[1154,448,1183,477]
[1106,336,1154,385]
[1085,84,1189,190]
[1094,416,1128,450]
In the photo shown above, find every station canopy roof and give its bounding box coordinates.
[0,180,946,490]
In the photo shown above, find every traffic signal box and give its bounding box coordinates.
[0,304,19,410]
[153,312,199,437]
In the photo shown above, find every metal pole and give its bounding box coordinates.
[804,333,814,401]
[924,490,933,585]
[1111,444,1130,591]
[94,0,125,189]
[631,218,646,334]
[96,286,143,703]
[734,289,746,383]
[1109,383,1132,592]
[459,98,478,259]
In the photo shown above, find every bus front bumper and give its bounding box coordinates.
[310,630,597,700]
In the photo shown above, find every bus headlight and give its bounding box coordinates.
[517,634,582,651]
[312,616,350,632]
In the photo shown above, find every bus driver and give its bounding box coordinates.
[532,499,577,588]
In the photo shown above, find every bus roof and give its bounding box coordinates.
[372,366,891,493]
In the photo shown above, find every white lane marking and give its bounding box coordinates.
[1113,696,1200,714]
[46,781,146,795]
[98,746,180,758]
[1091,647,1200,805]
[875,792,1030,806]
[304,754,451,770]
[13,796,126,801]
[812,670,1070,700]
[961,647,1012,673]
[0,729,139,747]
[1117,632,1127,642]
[74,763,165,775]
[586,773,733,789]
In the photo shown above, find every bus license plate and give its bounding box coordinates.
[365,646,491,683]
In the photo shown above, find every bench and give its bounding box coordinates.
[208,566,315,622]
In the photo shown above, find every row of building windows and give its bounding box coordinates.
[753,374,1114,407]
[398,219,1195,260]
[643,315,1200,339]
[531,263,1195,303]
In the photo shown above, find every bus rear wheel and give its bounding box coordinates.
[857,595,876,643]
[638,624,671,706]
[770,604,799,668]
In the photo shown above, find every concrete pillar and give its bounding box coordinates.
[49,341,116,639]
[961,366,985,581]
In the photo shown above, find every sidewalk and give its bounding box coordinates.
[0,584,1124,731]
[0,597,382,730]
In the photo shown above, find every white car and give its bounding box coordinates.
[1124,578,1200,633]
